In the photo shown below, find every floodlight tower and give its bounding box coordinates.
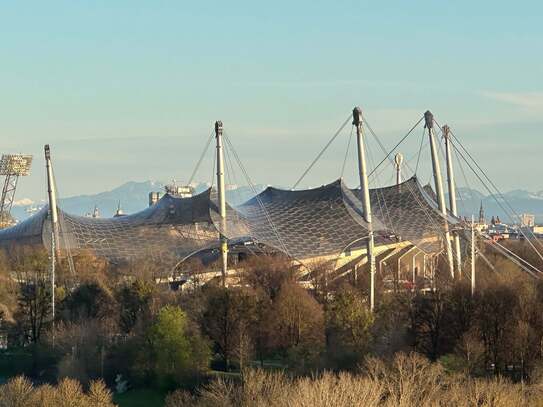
[215,121,228,287]
[424,111,455,278]
[353,107,376,311]
[0,154,33,228]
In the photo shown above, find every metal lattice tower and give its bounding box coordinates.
[0,154,32,228]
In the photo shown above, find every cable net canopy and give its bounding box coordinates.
[0,176,460,268]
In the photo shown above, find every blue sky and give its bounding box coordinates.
[1,1,542,201]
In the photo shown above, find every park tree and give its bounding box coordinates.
[61,280,116,322]
[144,305,210,387]
[475,283,518,374]
[0,249,17,324]
[241,255,297,300]
[49,318,116,385]
[12,248,51,345]
[409,291,454,360]
[116,279,154,333]
[269,281,325,370]
[326,285,373,368]
[201,286,258,371]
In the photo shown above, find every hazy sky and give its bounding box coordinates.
[1,1,542,201]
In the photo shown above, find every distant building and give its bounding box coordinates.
[487,217,519,240]
[520,213,535,227]
[475,202,488,232]
[165,183,194,198]
[149,183,194,207]
[149,192,162,207]
[519,224,543,238]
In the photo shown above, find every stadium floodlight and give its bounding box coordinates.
[0,154,33,176]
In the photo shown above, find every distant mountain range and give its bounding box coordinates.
[450,186,543,223]
[11,180,266,221]
[10,181,543,224]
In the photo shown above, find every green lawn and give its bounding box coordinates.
[113,388,166,407]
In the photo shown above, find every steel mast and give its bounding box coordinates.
[45,145,60,321]
[443,125,462,278]
[424,111,455,278]
[353,107,376,311]
[215,121,228,287]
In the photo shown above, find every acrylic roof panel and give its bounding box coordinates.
[229,180,377,260]
[0,176,459,267]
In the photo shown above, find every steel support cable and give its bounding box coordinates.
[364,119,401,184]
[436,121,543,253]
[482,238,541,278]
[210,148,217,188]
[223,133,291,257]
[363,115,418,184]
[292,114,352,190]
[450,140,470,218]
[363,115,396,168]
[366,138,397,237]
[482,235,542,275]
[223,142,242,205]
[188,131,215,186]
[379,174,396,236]
[405,166,456,242]
[364,114,419,181]
[443,130,543,262]
[414,126,426,175]
[368,138,423,184]
[366,139,388,230]
[436,119,536,245]
[409,181,451,243]
[405,180,453,260]
[51,168,76,275]
[358,116,423,188]
[367,116,424,179]
[340,126,354,178]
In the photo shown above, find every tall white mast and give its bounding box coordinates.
[424,111,455,279]
[215,121,228,287]
[45,144,59,321]
[353,107,376,311]
[394,153,403,186]
[443,125,462,278]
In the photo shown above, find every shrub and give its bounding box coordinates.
[0,376,116,407]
